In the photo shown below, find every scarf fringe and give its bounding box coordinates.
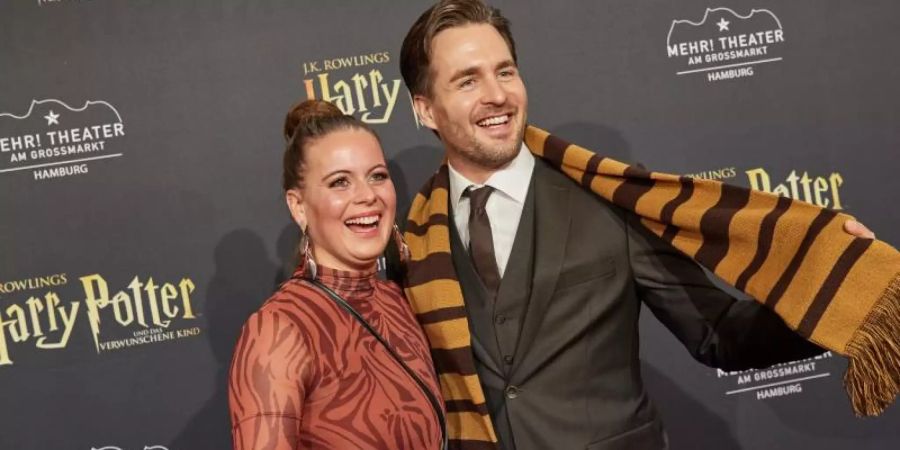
[844,272,900,416]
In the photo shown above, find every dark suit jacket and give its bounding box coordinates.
[458,159,822,450]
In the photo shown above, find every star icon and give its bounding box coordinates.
[717,18,730,32]
[44,110,60,126]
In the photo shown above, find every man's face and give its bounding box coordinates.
[414,24,528,177]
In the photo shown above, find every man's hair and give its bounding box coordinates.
[400,0,517,97]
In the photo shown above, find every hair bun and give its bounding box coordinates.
[283,99,345,140]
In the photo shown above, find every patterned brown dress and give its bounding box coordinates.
[228,265,444,449]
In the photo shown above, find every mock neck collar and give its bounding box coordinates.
[292,263,376,299]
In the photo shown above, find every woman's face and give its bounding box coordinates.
[286,128,397,272]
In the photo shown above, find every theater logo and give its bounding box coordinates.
[301,50,406,125]
[716,352,836,401]
[0,272,202,368]
[666,7,786,82]
[0,99,126,182]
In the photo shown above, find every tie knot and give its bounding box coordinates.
[466,186,494,211]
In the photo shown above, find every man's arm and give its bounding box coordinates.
[625,213,824,371]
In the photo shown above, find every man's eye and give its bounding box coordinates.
[329,177,349,188]
[459,78,475,89]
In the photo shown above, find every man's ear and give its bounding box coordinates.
[285,188,307,230]
[413,94,438,131]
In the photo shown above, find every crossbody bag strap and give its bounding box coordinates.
[304,278,448,450]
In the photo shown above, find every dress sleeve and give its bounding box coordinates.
[228,308,313,450]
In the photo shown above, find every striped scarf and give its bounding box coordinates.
[404,125,899,448]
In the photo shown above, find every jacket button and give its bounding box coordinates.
[503,355,514,365]
[494,315,506,324]
[505,385,520,399]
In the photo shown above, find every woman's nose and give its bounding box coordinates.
[354,181,377,204]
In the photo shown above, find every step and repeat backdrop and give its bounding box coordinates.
[1,1,898,449]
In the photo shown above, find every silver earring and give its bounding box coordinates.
[393,224,411,265]
[300,225,317,279]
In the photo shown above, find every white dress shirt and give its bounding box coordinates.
[448,143,535,277]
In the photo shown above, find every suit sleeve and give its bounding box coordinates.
[625,212,824,371]
[228,308,313,450]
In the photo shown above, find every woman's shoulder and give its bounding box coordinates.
[240,280,317,328]
[230,284,319,386]
[248,278,358,334]
[236,284,321,361]
[257,278,321,310]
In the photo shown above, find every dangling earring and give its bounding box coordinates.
[393,224,411,265]
[300,224,317,279]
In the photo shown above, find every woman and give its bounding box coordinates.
[228,100,444,449]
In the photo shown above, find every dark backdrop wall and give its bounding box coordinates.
[1,1,898,449]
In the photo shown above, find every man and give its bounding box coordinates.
[399,1,876,449]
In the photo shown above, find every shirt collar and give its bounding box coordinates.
[448,142,535,212]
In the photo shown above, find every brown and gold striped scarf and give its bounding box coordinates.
[404,125,899,448]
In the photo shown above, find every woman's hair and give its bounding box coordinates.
[282,99,379,191]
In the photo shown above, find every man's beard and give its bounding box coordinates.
[454,120,524,171]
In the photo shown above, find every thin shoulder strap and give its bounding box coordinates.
[305,278,448,450]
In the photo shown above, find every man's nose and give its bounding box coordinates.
[481,77,508,105]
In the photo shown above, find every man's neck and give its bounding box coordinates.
[446,155,512,185]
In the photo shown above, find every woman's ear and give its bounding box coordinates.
[285,188,307,230]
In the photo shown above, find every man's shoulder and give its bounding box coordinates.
[533,157,620,212]
[532,157,572,187]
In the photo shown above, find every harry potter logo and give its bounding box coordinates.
[302,51,403,124]
[0,273,198,366]
[746,168,844,209]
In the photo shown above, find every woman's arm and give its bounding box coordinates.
[228,309,312,450]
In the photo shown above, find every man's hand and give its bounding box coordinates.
[844,220,876,239]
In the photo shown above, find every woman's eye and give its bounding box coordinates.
[329,177,349,188]
[370,171,389,182]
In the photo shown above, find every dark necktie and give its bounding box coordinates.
[466,186,501,294]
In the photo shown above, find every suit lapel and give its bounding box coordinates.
[510,160,572,381]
